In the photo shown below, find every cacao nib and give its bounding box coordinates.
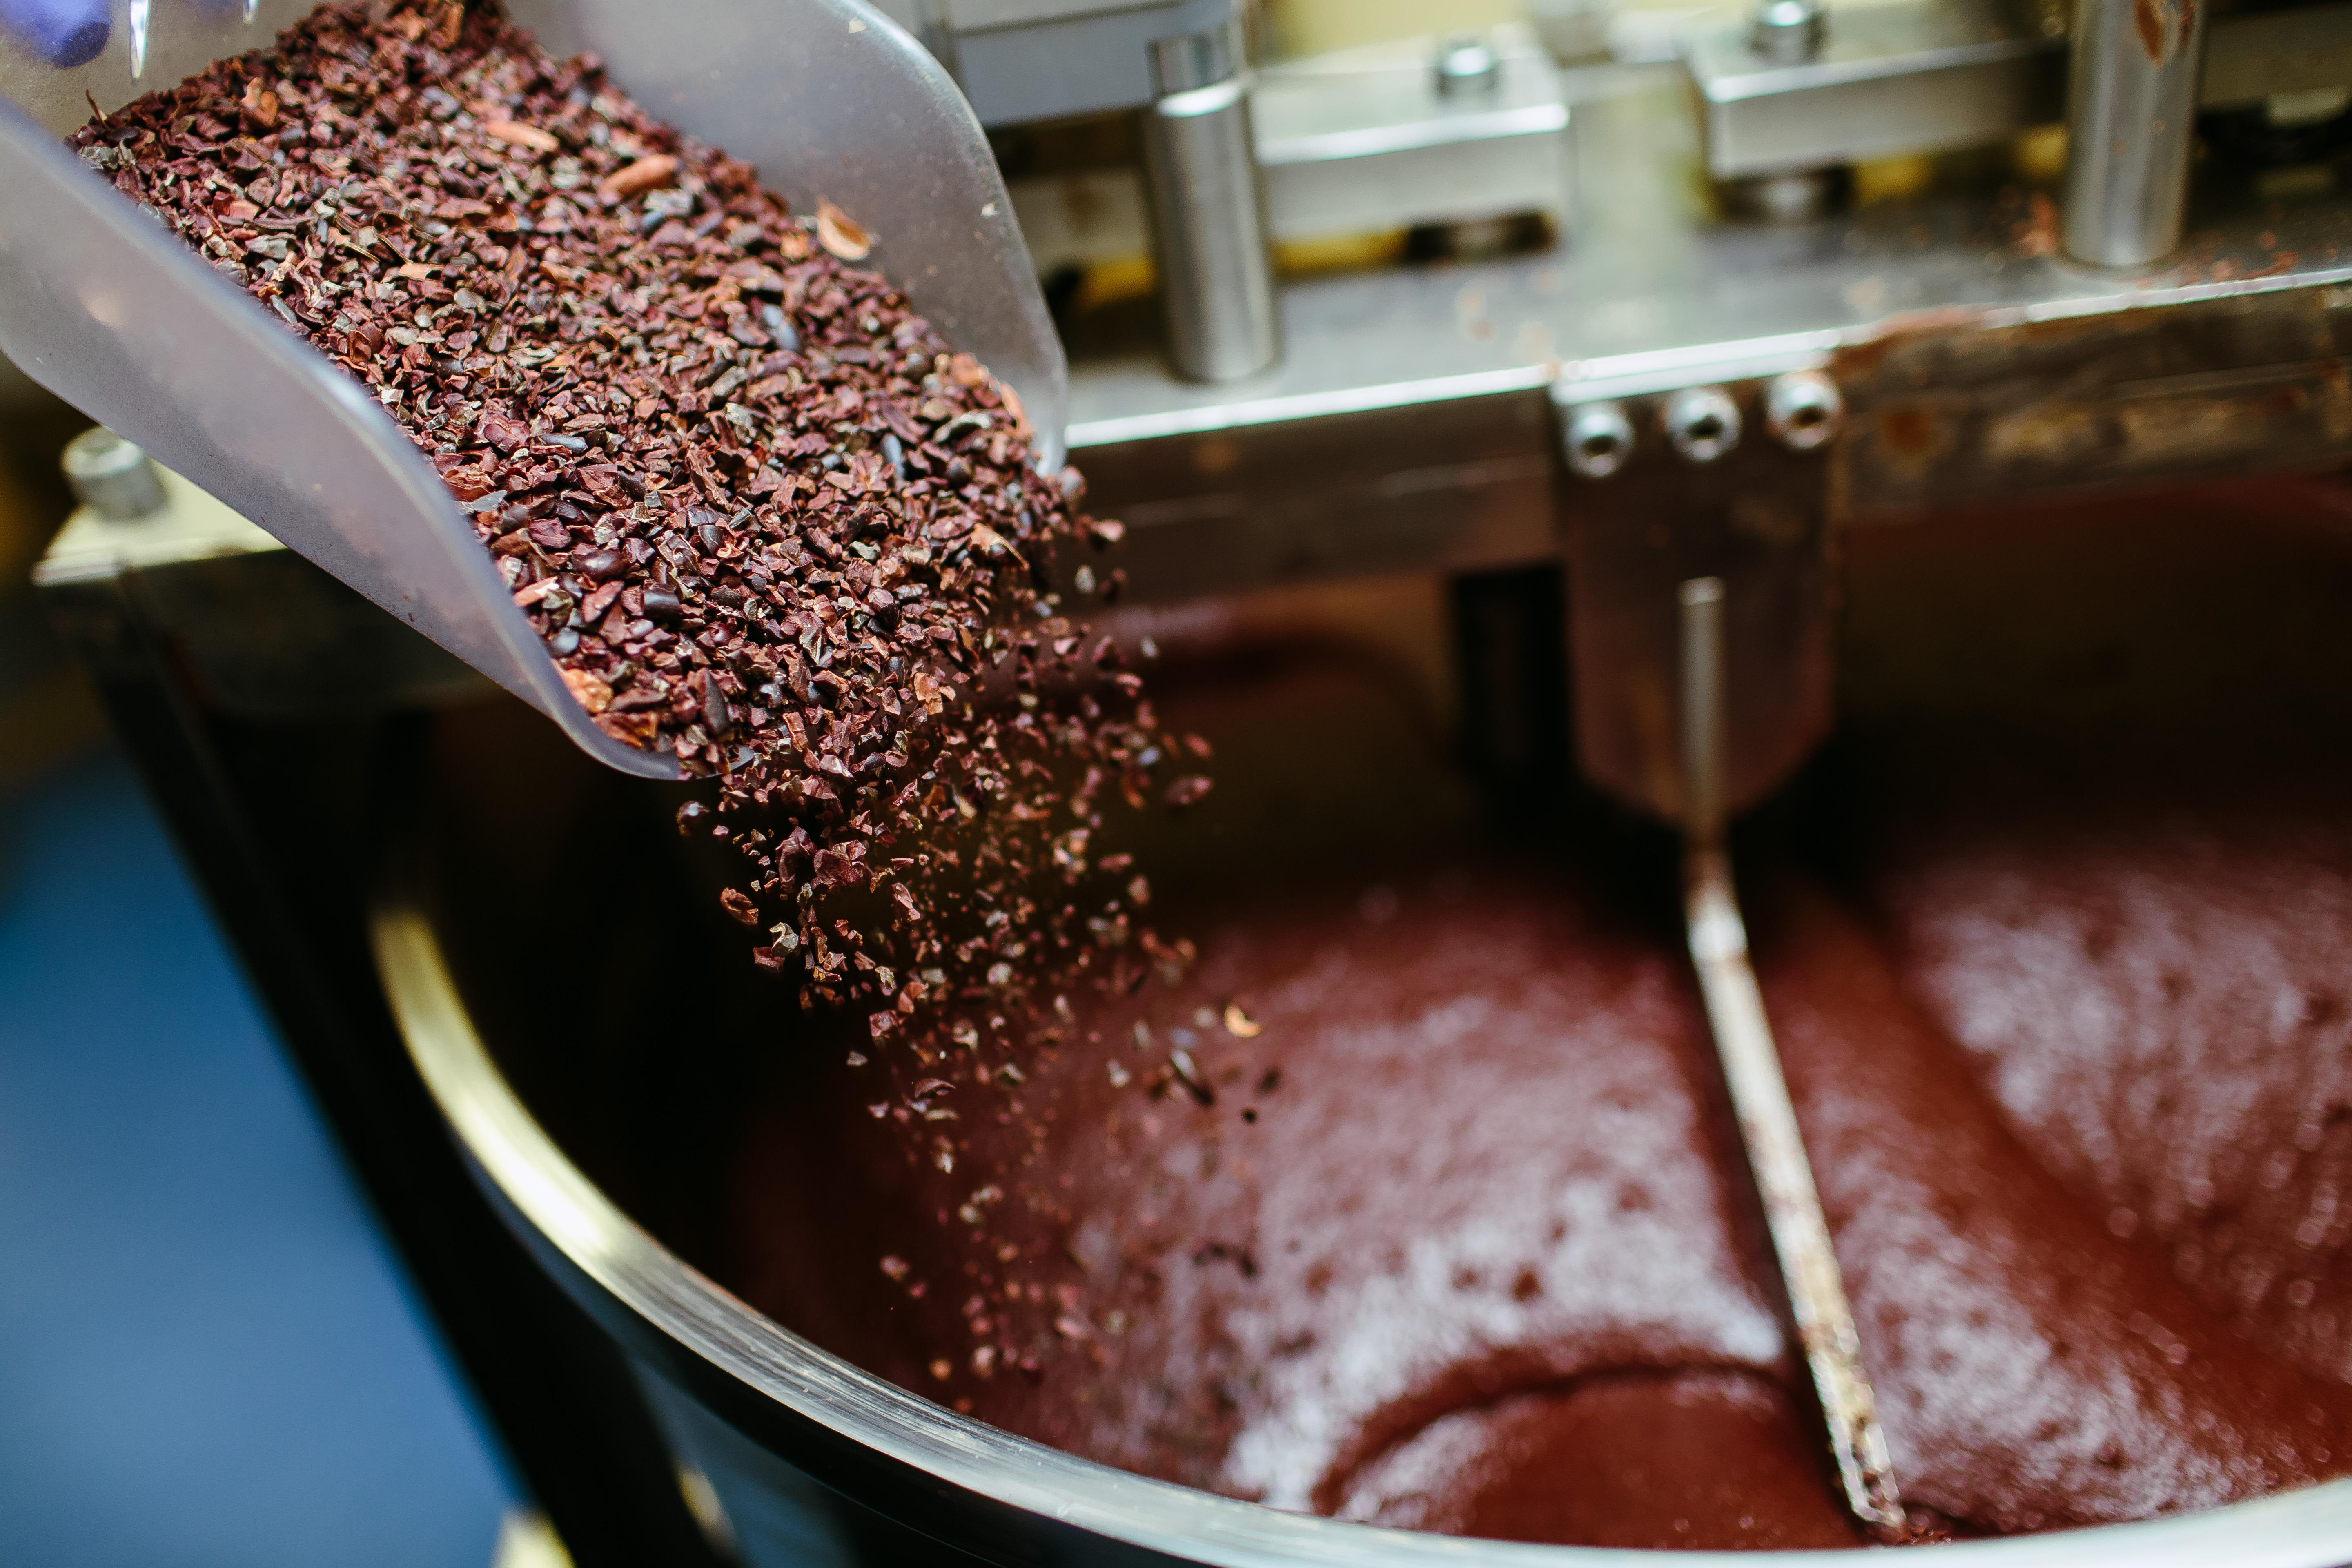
[82,0,1204,1384]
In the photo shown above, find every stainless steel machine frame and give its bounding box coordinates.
[1680,0,2352,183]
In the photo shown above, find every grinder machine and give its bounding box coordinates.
[14,0,2352,1561]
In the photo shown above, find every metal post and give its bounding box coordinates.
[1140,18,1279,382]
[2062,0,2209,265]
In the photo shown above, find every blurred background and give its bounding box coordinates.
[0,258,524,1567]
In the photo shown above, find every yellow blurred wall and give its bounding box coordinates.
[1267,0,1526,58]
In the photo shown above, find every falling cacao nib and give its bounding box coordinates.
[83,0,1214,1373]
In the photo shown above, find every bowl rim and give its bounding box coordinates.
[371,890,2352,1567]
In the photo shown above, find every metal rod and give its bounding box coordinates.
[1140,20,1278,383]
[1678,577,1906,1539]
[2062,0,2209,265]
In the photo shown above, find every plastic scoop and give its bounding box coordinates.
[0,0,1065,778]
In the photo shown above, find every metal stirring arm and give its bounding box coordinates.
[0,0,1064,779]
[1679,577,1905,1539]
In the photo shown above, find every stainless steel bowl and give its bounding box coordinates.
[373,892,2352,1566]
[372,519,2352,1565]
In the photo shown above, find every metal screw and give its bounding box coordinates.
[1563,401,1636,479]
[1663,387,1742,464]
[62,426,168,520]
[1750,0,1826,63]
[1435,33,1503,97]
[1720,167,1844,224]
[1764,370,1845,450]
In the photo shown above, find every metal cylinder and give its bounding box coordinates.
[2062,0,2209,266]
[61,426,167,520]
[1749,0,1825,65]
[1140,22,1279,383]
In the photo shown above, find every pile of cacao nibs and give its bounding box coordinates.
[77,0,1217,1274]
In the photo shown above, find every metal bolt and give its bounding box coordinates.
[1150,22,1244,95]
[1750,0,1826,63]
[1663,387,1742,464]
[1720,167,1844,224]
[1764,370,1844,451]
[61,426,168,520]
[1563,401,1636,479]
[1435,33,1503,97]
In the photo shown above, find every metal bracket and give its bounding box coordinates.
[1553,365,1842,821]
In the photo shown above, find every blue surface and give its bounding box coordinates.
[0,748,515,1568]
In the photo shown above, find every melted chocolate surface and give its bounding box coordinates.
[724,653,2352,1548]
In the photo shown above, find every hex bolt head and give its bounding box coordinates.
[1435,33,1503,97]
[1563,400,1636,479]
[1750,0,1826,63]
[1663,387,1742,464]
[1764,370,1845,451]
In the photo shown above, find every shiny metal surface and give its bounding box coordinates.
[871,0,1234,125]
[1143,68,1280,381]
[1682,0,2352,182]
[60,425,165,520]
[1557,358,1836,821]
[1764,368,1844,449]
[1562,398,1635,477]
[1011,27,1570,267]
[1679,575,1904,1539]
[1066,76,2352,605]
[2063,0,2209,264]
[0,0,1065,780]
[1436,31,1505,96]
[1151,11,1244,94]
[376,865,2352,1567]
[1683,0,2064,178]
[1253,26,1570,245]
[1664,384,1743,462]
[1749,0,1828,67]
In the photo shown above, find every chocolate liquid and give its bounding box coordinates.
[725,645,2352,1548]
